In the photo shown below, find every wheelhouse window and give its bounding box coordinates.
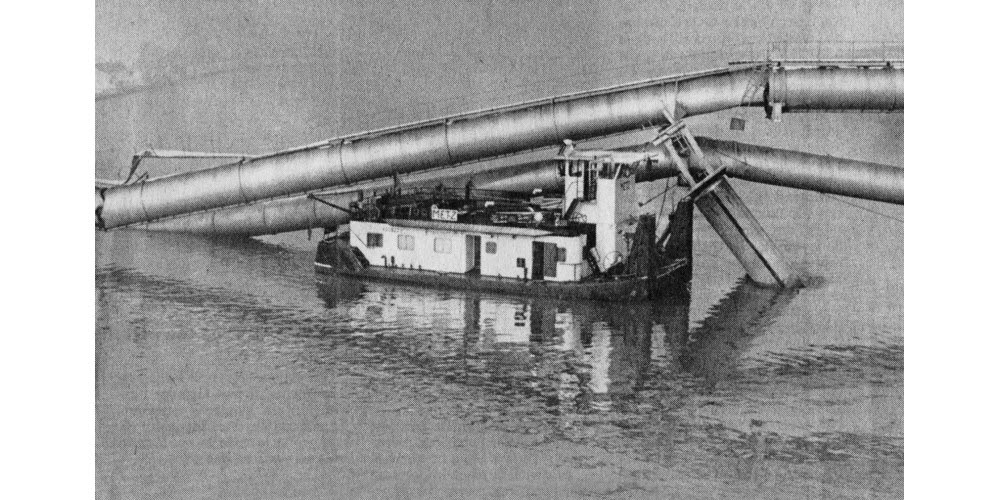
[367,232,383,248]
[485,241,497,254]
[583,161,598,201]
[398,234,415,251]
[556,247,567,262]
[434,237,452,254]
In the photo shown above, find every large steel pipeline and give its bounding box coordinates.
[139,139,901,236]
[98,65,902,229]
[438,138,904,204]
[694,138,903,204]
[767,66,903,113]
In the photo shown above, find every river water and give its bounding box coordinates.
[96,3,902,497]
[96,177,902,498]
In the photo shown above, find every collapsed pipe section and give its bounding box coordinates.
[100,66,902,230]
[695,138,903,205]
[138,140,901,237]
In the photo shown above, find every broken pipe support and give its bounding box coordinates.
[692,176,801,288]
[656,118,800,288]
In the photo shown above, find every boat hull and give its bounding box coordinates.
[314,239,689,302]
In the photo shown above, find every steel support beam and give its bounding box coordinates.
[654,115,799,288]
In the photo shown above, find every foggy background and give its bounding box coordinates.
[96,0,903,179]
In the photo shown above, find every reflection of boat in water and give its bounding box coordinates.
[315,147,693,302]
[104,228,790,407]
[314,272,790,410]
[316,272,687,393]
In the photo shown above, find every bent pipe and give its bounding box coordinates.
[140,140,901,236]
[456,138,904,205]
[693,138,903,205]
[101,66,903,229]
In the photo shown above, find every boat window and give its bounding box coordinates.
[485,241,497,254]
[434,237,452,253]
[398,234,415,251]
[583,162,598,201]
[556,247,567,262]
[367,232,383,248]
[516,258,526,268]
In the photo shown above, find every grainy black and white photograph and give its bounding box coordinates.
[90,1,907,498]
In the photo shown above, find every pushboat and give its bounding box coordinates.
[315,147,693,302]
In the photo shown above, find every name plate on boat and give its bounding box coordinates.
[430,205,458,221]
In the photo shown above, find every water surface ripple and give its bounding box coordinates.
[97,229,902,498]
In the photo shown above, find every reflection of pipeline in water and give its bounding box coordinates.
[678,277,797,386]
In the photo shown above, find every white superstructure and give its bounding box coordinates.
[558,143,658,270]
[349,219,588,282]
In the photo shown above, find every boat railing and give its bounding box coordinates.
[377,185,529,203]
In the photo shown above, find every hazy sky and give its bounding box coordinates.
[97,0,903,66]
[95,0,902,177]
